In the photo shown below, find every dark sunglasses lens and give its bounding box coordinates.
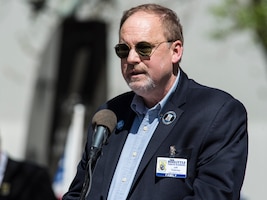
[115,44,130,58]
[135,42,153,56]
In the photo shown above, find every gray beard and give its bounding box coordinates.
[128,78,156,95]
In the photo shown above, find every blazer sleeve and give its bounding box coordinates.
[184,98,248,200]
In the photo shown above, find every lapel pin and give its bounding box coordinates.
[170,145,177,157]
[116,120,124,131]
[0,182,10,196]
[162,111,176,125]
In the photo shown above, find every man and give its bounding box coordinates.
[63,3,248,200]
[0,150,57,200]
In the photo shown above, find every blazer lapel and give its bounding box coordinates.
[131,102,184,188]
[130,69,189,192]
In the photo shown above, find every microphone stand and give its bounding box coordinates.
[79,147,101,200]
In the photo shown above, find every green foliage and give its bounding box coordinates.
[210,0,267,56]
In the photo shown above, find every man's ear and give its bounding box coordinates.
[171,40,183,63]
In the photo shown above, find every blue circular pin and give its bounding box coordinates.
[116,120,124,131]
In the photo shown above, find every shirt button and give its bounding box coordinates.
[143,126,148,131]
[132,152,137,157]
[122,177,127,182]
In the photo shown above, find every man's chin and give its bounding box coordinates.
[128,82,155,95]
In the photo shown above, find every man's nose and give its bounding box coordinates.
[126,48,141,64]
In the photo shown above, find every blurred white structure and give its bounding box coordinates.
[53,104,85,199]
[0,0,266,199]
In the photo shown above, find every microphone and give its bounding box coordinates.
[80,109,117,200]
[89,109,117,162]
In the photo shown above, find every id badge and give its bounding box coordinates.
[156,157,187,178]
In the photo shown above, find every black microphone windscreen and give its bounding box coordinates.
[92,109,117,133]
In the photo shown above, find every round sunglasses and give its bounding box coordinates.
[114,41,173,59]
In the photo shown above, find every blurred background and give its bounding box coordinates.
[0,0,266,199]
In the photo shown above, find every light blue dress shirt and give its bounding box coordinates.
[108,71,180,200]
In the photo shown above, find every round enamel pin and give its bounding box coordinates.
[162,111,176,125]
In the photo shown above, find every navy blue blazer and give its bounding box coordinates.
[63,70,248,200]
